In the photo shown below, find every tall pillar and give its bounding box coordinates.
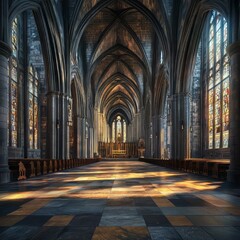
[74,116,82,158]
[172,93,190,160]
[152,115,160,158]
[58,94,68,159]
[0,42,11,183]
[227,42,240,183]
[46,92,59,159]
[0,0,11,183]
[89,127,94,158]
[93,108,98,154]
[79,118,86,158]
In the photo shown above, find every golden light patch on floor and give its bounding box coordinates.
[166,216,193,226]
[0,216,26,226]
[196,194,234,207]
[152,197,175,207]
[44,215,74,226]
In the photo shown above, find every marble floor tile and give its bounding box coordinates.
[166,216,193,226]
[136,206,163,215]
[44,215,74,226]
[196,194,234,207]
[0,226,40,240]
[15,215,51,226]
[169,199,190,207]
[103,206,138,216]
[69,214,102,227]
[57,226,95,240]
[0,216,26,227]
[143,215,171,227]
[175,226,215,240]
[0,160,240,239]
[92,226,151,240]
[161,206,227,216]
[152,197,175,207]
[100,215,146,226]
[107,198,135,206]
[148,226,182,240]
[133,197,158,207]
[31,226,64,240]
[221,207,240,215]
[203,226,240,240]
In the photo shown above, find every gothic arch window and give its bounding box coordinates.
[207,11,229,149]
[123,120,126,143]
[9,11,45,158]
[112,120,116,143]
[28,66,39,149]
[11,18,18,57]
[111,115,127,143]
[9,18,19,147]
[116,116,122,140]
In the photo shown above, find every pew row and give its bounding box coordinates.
[8,158,101,181]
[139,158,230,180]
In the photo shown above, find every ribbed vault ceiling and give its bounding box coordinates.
[75,0,165,123]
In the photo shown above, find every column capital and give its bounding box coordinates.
[227,41,240,57]
[0,41,11,58]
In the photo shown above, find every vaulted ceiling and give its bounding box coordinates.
[71,0,168,123]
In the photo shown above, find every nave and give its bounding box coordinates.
[0,160,240,240]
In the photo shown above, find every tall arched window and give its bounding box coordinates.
[207,11,229,149]
[111,115,127,143]
[28,66,39,149]
[112,121,115,143]
[11,18,18,57]
[116,116,122,140]
[123,120,126,143]
[9,18,19,147]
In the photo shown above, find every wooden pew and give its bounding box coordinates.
[8,157,101,182]
[140,158,230,180]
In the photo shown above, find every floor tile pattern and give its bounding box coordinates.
[0,160,240,239]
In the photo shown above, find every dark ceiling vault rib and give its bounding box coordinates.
[68,0,169,123]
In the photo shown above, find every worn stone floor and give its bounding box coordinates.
[0,160,240,240]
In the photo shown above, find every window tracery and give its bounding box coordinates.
[111,115,127,143]
[207,11,229,149]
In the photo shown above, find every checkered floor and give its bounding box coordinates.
[0,160,240,239]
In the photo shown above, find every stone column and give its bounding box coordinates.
[152,115,160,158]
[0,0,11,183]
[93,108,98,154]
[74,115,82,158]
[227,42,240,184]
[59,94,67,159]
[89,127,94,158]
[0,42,11,183]
[81,118,86,158]
[172,93,190,160]
[46,92,59,159]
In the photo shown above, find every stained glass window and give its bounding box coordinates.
[11,18,18,57]
[112,121,115,143]
[10,19,19,147]
[207,11,229,149]
[28,66,39,149]
[117,116,122,139]
[123,120,126,143]
[10,61,18,147]
[111,116,127,143]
